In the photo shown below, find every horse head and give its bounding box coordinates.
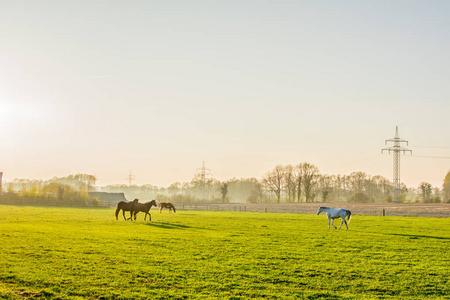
[317,207,324,215]
[151,199,157,207]
[133,199,139,203]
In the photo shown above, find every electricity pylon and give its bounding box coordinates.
[195,162,212,200]
[195,161,212,183]
[125,171,136,186]
[382,126,412,202]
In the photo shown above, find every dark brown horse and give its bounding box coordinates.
[115,199,139,220]
[159,202,176,213]
[133,199,157,221]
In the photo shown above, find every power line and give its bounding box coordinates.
[328,154,384,172]
[319,148,380,170]
[410,146,450,149]
[408,145,450,159]
[409,155,450,159]
[348,154,386,170]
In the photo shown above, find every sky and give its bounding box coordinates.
[1,0,449,189]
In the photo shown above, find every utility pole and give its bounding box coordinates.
[195,162,212,200]
[195,161,212,183]
[382,126,412,202]
[125,171,136,186]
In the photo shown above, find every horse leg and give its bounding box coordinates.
[328,217,331,229]
[331,219,337,229]
[127,211,133,221]
[338,217,348,230]
[122,210,127,220]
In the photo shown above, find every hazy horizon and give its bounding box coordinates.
[1,1,449,189]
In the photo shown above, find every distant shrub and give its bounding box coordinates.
[348,192,372,203]
[385,195,393,203]
[156,194,170,202]
[157,193,197,203]
[432,196,442,203]
[247,191,259,203]
[90,197,100,206]
[399,193,407,203]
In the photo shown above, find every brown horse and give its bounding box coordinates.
[133,199,157,221]
[159,202,176,213]
[115,199,139,220]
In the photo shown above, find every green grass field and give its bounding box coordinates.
[0,205,448,299]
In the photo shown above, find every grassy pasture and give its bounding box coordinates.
[0,206,448,299]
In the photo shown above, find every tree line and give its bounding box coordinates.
[0,174,101,206]
[102,164,449,204]
[2,167,450,204]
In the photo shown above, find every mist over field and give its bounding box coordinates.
[3,167,450,206]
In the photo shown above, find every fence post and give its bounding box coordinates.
[382,209,385,216]
[265,207,267,213]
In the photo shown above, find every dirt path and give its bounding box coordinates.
[181,202,450,218]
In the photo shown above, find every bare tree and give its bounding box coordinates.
[349,171,367,193]
[220,182,228,203]
[284,165,296,202]
[168,182,181,195]
[300,163,319,203]
[294,164,304,202]
[317,174,333,202]
[419,182,433,203]
[262,165,285,203]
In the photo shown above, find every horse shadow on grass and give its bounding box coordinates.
[384,233,450,240]
[145,222,197,230]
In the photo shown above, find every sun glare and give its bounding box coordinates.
[0,100,14,122]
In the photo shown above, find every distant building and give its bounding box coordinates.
[88,192,126,206]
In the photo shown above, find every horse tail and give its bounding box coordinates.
[346,210,352,223]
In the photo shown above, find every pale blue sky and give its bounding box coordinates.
[1,1,449,188]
